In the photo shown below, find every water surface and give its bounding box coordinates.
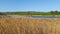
[31,16,60,18]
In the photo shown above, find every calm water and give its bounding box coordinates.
[31,16,60,18]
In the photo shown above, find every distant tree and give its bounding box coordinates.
[54,10,58,15]
[50,11,54,14]
[58,11,60,14]
[0,13,5,15]
[50,11,55,16]
[27,11,32,16]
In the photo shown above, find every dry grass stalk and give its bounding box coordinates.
[0,17,60,34]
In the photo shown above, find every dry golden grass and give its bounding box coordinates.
[0,17,60,34]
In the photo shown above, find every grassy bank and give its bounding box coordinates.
[0,12,60,16]
[0,17,60,34]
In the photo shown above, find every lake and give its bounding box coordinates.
[0,15,60,18]
[31,16,60,18]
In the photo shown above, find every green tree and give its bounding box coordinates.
[27,11,32,16]
[0,13,5,15]
[50,11,55,16]
[54,10,58,15]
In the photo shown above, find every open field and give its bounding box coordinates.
[0,16,60,34]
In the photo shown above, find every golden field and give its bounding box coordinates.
[0,16,60,34]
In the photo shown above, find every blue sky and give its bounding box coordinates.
[0,0,60,12]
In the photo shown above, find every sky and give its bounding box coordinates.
[0,0,60,12]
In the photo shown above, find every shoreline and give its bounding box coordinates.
[0,15,60,18]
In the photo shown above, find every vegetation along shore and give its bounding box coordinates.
[0,10,60,16]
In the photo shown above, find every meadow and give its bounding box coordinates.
[0,16,60,34]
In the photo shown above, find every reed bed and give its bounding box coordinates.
[0,17,60,34]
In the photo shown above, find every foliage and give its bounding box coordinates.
[0,10,60,15]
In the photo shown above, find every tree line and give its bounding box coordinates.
[0,11,60,15]
[50,10,60,15]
